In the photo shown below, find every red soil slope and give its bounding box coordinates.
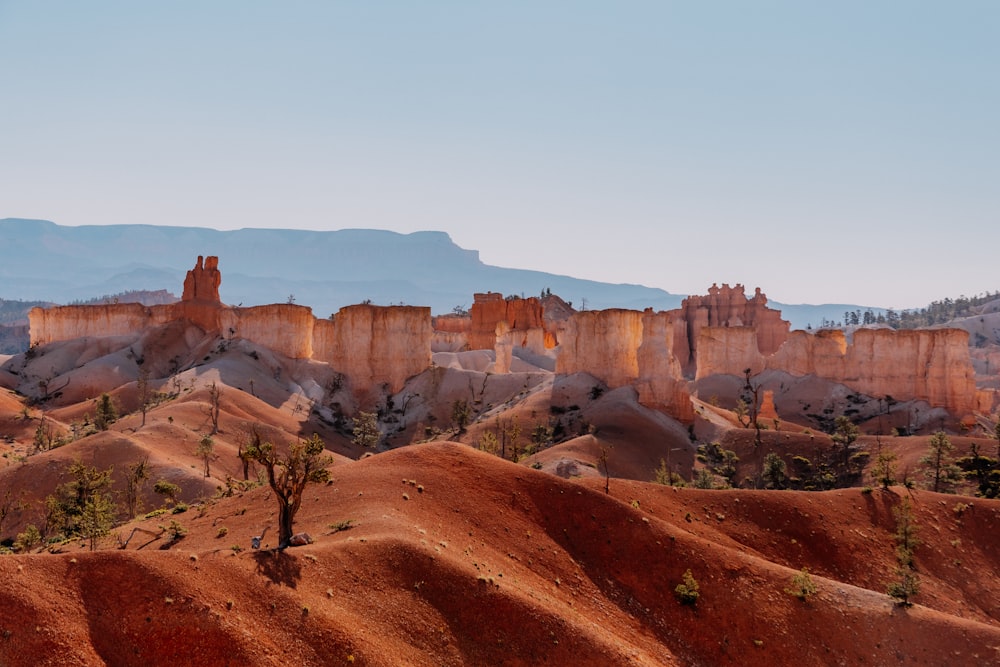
[1,443,997,666]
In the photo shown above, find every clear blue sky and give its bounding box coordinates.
[2,2,997,309]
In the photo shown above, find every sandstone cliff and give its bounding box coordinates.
[324,304,432,395]
[220,305,315,360]
[696,325,978,416]
[556,309,643,387]
[30,303,173,346]
[467,292,555,373]
[672,283,789,374]
[30,257,435,404]
[636,310,694,422]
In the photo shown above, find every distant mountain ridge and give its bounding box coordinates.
[0,218,871,329]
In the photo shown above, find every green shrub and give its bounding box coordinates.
[674,569,700,605]
[785,568,817,600]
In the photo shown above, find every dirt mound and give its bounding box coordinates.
[0,443,997,666]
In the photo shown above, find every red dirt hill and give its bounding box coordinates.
[0,443,998,666]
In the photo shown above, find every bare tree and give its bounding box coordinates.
[206,382,221,435]
[598,445,610,495]
[0,488,24,536]
[122,458,150,519]
[739,368,762,448]
[136,366,152,427]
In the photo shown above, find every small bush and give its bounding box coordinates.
[216,526,229,538]
[144,508,168,519]
[329,520,355,533]
[171,503,189,514]
[162,520,187,542]
[786,568,818,600]
[674,569,700,605]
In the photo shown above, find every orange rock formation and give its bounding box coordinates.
[181,255,222,302]
[30,257,432,398]
[672,283,790,373]
[465,292,555,372]
[696,325,978,416]
[556,309,644,388]
[323,304,432,394]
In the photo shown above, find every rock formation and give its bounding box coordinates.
[30,256,433,400]
[322,304,432,395]
[466,292,555,373]
[672,283,789,374]
[556,309,644,388]
[494,321,513,374]
[430,314,470,352]
[696,325,978,416]
[26,263,985,424]
[181,255,222,302]
[636,310,694,422]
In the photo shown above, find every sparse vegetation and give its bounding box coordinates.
[153,479,181,507]
[352,411,381,449]
[872,450,897,490]
[206,382,222,435]
[244,433,332,548]
[786,568,818,600]
[674,569,700,605]
[94,393,118,431]
[920,431,962,493]
[450,399,470,434]
[43,460,115,548]
[653,458,686,487]
[762,453,788,490]
[887,497,920,606]
[122,458,150,519]
[196,435,215,478]
[696,442,738,487]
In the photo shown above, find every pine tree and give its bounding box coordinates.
[920,431,962,493]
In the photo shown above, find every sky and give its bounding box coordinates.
[1,2,997,309]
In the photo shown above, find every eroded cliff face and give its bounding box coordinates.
[470,294,545,349]
[846,328,976,415]
[430,314,471,353]
[220,305,315,360]
[324,304,433,395]
[30,304,172,346]
[636,310,693,422]
[672,283,789,373]
[696,325,978,415]
[465,292,556,373]
[556,309,643,387]
[30,258,435,402]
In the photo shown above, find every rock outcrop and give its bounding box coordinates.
[181,255,222,303]
[431,314,470,352]
[672,284,789,374]
[696,325,978,416]
[30,304,171,345]
[221,305,316,360]
[636,310,694,422]
[468,292,555,373]
[322,305,432,395]
[557,308,693,421]
[556,309,644,388]
[30,257,434,400]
